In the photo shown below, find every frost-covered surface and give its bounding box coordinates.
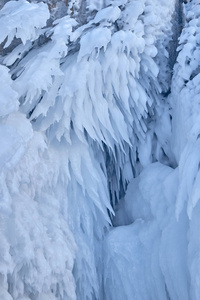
[1,0,200,299]
[104,1,200,300]
[0,0,50,46]
[170,1,200,298]
[104,163,189,300]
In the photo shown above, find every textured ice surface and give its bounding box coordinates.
[1,0,200,299]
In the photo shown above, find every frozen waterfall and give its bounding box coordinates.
[0,0,200,299]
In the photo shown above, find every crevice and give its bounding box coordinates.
[168,0,184,74]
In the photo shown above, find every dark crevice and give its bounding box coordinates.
[168,0,184,74]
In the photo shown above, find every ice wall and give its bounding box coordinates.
[104,1,200,299]
[2,0,200,299]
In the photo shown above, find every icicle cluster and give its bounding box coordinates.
[0,0,190,299]
[170,1,200,298]
[104,1,200,300]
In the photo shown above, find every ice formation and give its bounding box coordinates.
[0,0,200,299]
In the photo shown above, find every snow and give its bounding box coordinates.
[78,27,111,61]
[0,0,50,46]
[93,6,121,23]
[107,164,189,300]
[0,65,18,116]
[1,0,200,299]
